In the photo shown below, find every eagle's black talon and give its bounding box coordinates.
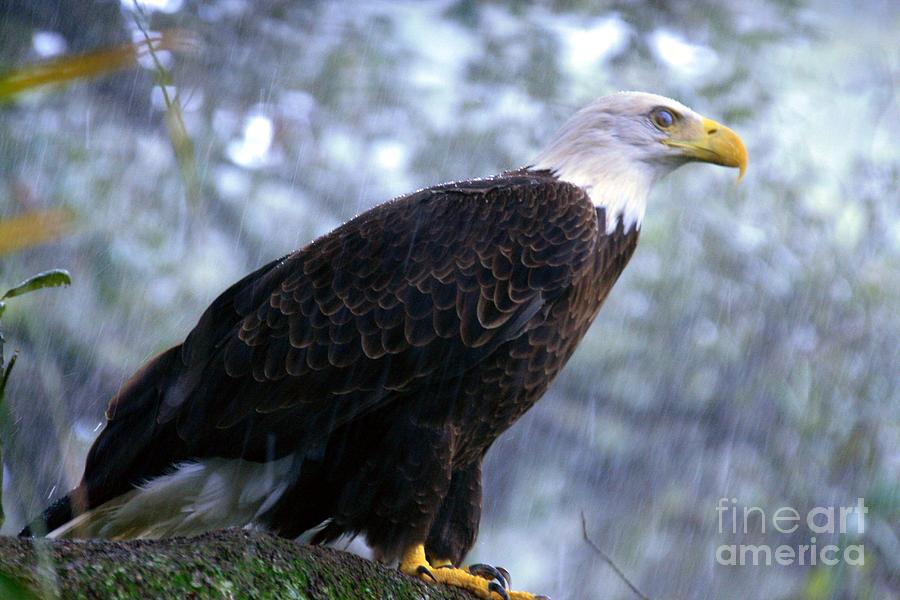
[468,563,508,589]
[495,566,511,588]
[488,581,510,600]
[416,565,437,582]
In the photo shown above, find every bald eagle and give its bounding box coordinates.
[23,92,746,600]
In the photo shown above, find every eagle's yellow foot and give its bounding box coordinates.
[400,544,548,600]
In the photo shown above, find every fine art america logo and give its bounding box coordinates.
[715,497,867,567]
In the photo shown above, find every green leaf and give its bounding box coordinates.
[1,269,72,300]
[0,571,39,600]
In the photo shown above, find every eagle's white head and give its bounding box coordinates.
[533,91,747,233]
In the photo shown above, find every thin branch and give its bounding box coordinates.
[131,2,202,211]
[580,512,651,600]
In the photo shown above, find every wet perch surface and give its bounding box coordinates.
[0,529,474,599]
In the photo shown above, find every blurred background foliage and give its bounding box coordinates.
[0,1,897,599]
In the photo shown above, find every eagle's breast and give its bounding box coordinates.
[451,206,640,462]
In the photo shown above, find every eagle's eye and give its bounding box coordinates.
[651,107,676,129]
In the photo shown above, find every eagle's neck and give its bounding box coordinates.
[532,146,653,235]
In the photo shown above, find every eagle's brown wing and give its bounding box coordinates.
[84,172,598,504]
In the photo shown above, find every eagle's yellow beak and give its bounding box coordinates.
[664,117,748,181]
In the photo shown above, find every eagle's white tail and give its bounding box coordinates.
[48,456,294,539]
